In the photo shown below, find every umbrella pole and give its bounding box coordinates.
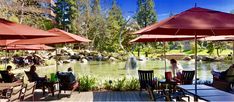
[4,49,7,69]
[232,41,234,64]
[163,42,166,72]
[194,33,198,101]
[55,47,58,72]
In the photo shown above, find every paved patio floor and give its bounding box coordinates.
[24,89,204,101]
[24,90,165,101]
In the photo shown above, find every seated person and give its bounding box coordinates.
[5,65,21,82]
[29,65,47,83]
[170,59,183,82]
[57,67,79,95]
[212,64,234,82]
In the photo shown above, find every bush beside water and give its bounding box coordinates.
[78,75,140,91]
[79,75,98,91]
[78,75,213,92]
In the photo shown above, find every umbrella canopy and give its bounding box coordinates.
[3,45,54,50]
[10,28,91,45]
[129,35,205,43]
[133,7,234,97]
[199,36,234,41]
[0,40,19,46]
[0,18,57,39]
[134,7,234,35]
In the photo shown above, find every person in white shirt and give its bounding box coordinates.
[170,59,183,78]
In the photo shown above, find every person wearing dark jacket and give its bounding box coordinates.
[29,65,47,83]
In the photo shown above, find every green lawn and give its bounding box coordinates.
[133,49,233,57]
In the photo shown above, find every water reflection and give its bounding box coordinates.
[37,60,232,81]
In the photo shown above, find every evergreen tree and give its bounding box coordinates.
[89,0,106,50]
[54,0,79,33]
[104,0,125,52]
[136,0,157,27]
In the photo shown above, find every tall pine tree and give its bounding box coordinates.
[104,0,125,52]
[136,0,157,27]
[54,0,79,33]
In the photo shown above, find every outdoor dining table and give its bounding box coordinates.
[177,84,234,101]
[200,96,234,101]
[177,84,216,90]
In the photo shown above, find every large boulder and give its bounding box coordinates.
[201,56,216,61]
[183,56,192,61]
[109,57,117,61]
[80,58,88,63]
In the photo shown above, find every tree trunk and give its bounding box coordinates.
[19,2,24,24]
[216,48,220,57]
[138,48,140,57]
[145,51,148,57]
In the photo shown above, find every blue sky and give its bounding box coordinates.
[102,0,234,21]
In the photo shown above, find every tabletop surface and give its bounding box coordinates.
[177,84,234,101]
[177,85,216,90]
[200,96,234,101]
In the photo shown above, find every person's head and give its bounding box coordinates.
[170,59,177,65]
[6,65,12,71]
[68,67,72,72]
[30,65,36,72]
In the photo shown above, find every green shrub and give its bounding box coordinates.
[124,78,140,91]
[103,80,112,90]
[79,75,97,91]
[103,77,140,91]
[112,77,126,91]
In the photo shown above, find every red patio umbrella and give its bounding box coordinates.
[0,18,57,39]
[9,28,90,72]
[129,35,205,72]
[10,28,90,45]
[133,7,234,96]
[134,7,234,35]
[0,40,19,46]
[3,45,54,50]
[129,35,204,43]
[199,36,234,41]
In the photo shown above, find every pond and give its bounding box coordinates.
[37,59,232,81]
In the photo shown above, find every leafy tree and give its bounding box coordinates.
[136,0,157,27]
[214,41,227,57]
[135,0,157,56]
[207,42,214,55]
[54,0,79,33]
[89,0,106,50]
[0,0,54,30]
[103,0,125,52]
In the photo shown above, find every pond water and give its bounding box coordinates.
[37,60,232,81]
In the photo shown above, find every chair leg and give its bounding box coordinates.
[32,94,34,101]
[57,90,61,98]
[42,86,45,96]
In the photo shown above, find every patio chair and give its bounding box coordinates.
[0,84,24,102]
[212,75,234,92]
[24,71,46,95]
[138,70,156,100]
[56,72,79,98]
[22,82,36,101]
[180,70,195,85]
[0,71,14,83]
[171,70,195,102]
